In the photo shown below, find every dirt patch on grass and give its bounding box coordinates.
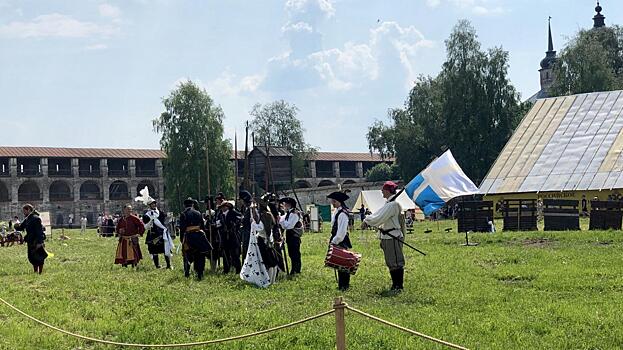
[521,238,556,248]
[496,274,536,284]
[594,240,613,246]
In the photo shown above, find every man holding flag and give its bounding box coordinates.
[363,150,479,292]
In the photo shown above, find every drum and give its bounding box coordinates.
[324,245,362,275]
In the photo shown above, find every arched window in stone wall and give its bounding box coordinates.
[109,181,130,200]
[0,181,9,202]
[318,180,335,187]
[49,181,72,201]
[137,181,158,199]
[343,180,356,185]
[18,181,41,202]
[294,180,311,189]
[80,181,101,200]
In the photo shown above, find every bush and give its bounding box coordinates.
[365,163,401,182]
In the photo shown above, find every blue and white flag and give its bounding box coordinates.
[405,150,479,216]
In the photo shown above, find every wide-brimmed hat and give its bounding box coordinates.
[279,197,297,208]
[239,190,252,203]
[260,192,277,203]
[219,201,234,210]
[327,191,349,203]
[184,197,198,207]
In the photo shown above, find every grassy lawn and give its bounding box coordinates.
[1,219,623,350]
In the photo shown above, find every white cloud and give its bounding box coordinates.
[98,3,121,18]
[0,13,119,38]
[426,0,507,16]
[85,43,108,50]
[285,0,335,19]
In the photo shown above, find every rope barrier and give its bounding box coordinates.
[345,306,469,350]
[0,296,334,348]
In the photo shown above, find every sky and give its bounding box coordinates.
[1,0,621,153]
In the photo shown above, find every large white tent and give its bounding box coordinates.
[353,190,424,220]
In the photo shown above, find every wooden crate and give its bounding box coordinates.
[543,199,579,231]
[457,201,493,233]
[503,199,537,231]
[589,201,623,230]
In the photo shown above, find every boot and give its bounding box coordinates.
[395,268,404,291]
[389,269,398,290]
[152,254,161,269]
[196,271,204,281]
[164,256,172,269]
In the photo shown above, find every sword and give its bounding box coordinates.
[382,230,426,256]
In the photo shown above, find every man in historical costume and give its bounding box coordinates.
[238,190,253,261]
[216,199,242,274]
[279,197,303,275]
[362,181,405,291]
[203,195,220,272]
[327,191,353,291]
[179,197,212,280]
[14,204,48,274]
[115,204,145,267]
[136,187,174,269]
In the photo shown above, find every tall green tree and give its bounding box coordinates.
[367,20,526,184]
[249,100,316,177]
[550,26,623,96]
[153,80,234,213]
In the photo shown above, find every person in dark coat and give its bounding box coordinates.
[179,197,212,280]
[327,192,352,291]
[142,199,173,269]
[204,195,220,272]
[14,204,48,274]
[216,200,242,274]
[279,197,303,275]
[239,190,253,261]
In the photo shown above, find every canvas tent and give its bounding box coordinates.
[354,190,425,220]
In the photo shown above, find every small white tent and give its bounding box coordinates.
[354,190,424,220]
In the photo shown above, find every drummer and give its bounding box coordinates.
[327,191,352,291]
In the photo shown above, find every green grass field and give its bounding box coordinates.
[1,220,623,350]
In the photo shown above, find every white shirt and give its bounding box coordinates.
[279,210,300,230]
[363,197,403,239]
[330,208,349,245]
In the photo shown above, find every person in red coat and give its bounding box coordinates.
[115,205,145,267]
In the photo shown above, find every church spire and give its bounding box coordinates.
[593,1,605,28]
[540,17,556,70]
[547,16,554,53]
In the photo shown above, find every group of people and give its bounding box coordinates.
[12,180,409,292]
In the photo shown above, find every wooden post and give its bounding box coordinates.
[334,297,347,350]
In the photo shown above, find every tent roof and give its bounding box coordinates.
[354,190,424,219]
[480,90,623,195]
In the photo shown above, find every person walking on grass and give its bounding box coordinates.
[14,204,48,274]
[80,216,87,234]
[180,197,212,280]
[114,205,144,268]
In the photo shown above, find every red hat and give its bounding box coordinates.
[382,181,398,192]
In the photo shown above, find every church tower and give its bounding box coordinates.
[539,17,557,95]
[593,1,605,28]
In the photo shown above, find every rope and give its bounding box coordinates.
[0,296,334,348]
[345,306,469,350]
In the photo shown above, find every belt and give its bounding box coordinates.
[121,234,139,240]
[378,228,399,234]
[186,226,202,233]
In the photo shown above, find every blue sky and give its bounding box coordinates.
[1,0,621,153]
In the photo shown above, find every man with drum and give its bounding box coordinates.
[327,191,353,291]
[362,181,405,292]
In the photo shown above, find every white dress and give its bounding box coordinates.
[240,220,271,288]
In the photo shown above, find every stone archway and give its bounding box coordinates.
[109,181,129,200]
[343,180,356,185]
[294,180,311,189]
[0,181,9,202]
[49,180,72,201]
[80,181,101,200]
[318,180,335,187]
[18,181,41,202]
